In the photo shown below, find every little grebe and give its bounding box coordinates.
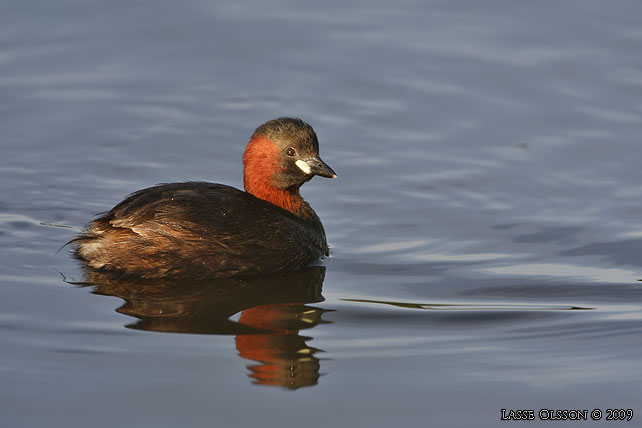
[73,117,337,278]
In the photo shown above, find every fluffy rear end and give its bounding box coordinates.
[74,221,141,271]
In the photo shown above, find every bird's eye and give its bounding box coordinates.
[285,147,296,157]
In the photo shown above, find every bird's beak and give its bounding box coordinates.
[297,156,337,178]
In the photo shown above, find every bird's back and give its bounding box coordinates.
[75,182,328,278]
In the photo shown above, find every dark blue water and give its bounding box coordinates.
[2,0,642,426]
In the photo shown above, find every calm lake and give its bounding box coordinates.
[2,0,642,426]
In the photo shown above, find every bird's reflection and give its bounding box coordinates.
[76,266,331,389]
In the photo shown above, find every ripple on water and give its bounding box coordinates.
[484,263,640,284]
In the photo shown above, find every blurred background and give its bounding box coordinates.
[1,0,641,426]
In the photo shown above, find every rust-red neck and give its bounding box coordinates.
[243,135,306,216]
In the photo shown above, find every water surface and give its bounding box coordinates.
[2,0,642,426]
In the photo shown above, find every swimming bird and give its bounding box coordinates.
[73,117,336,279]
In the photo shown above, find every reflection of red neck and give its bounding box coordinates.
[243,135,305,215]
[236,305,298,371]
[235,304,322,389]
